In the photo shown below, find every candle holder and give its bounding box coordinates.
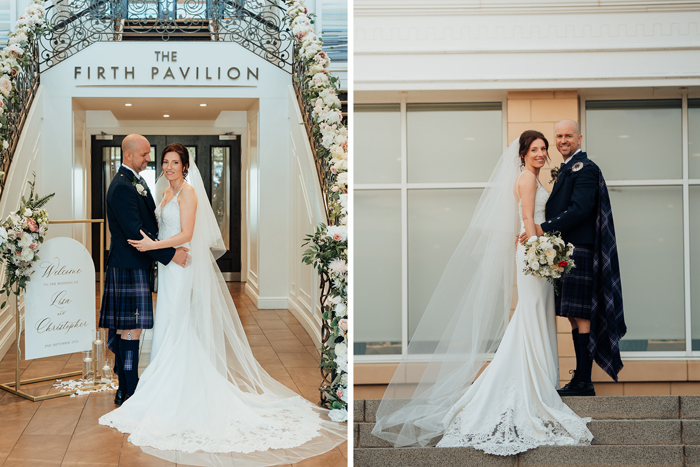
[82,350,94,383]
[102,358,113,384]
[93,329,106,381]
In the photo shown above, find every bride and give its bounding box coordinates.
[372,131,593,455]
[99,143,346,466]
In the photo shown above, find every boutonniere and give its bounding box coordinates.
[549,166,560,185]
[572,162,584,172]
[131,178,147,197]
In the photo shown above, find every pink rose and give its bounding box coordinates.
[10,69,17,77]
[331,186,339,192]
[337,388,344,399]
[333,233,342,242]
[29,243,37,250]
[338,319,348,332]
[331,167,337,174]
[26,218,38,232]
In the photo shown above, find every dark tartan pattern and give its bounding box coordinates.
[589,169,626,382]
[556,246,594,320]
[99,266,154,331]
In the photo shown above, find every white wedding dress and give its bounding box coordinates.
[435,177,593,455]
[99,163,345,467]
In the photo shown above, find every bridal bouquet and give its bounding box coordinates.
[523,232,575,291]
[0,173,53,302]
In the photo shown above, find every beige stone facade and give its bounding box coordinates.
[354,88,699,399]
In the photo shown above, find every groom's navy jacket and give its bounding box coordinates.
[105,165,175,269]
[542,151,599,245]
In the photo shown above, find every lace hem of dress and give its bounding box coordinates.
[98,396,324,454]
[436,409,593,456]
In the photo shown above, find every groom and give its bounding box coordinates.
[98,134,189,405]
[535,120,626,396]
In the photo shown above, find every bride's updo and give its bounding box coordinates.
[161,143,190,178]
[518,130,549,167]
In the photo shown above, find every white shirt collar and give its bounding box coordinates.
[562,148,582,165]
[122,164,140,179]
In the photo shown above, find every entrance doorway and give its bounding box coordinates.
[91,134,242,280]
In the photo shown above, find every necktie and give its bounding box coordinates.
[560,162,566,170]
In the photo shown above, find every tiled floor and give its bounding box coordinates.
[0,282,348,466]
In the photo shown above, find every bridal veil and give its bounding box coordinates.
[133,161,347,466]
[372,139,523,447]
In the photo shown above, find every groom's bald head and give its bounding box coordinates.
[122,134,151,173]
[555,120,582,158]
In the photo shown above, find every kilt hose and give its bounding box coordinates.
[99,266,154,398]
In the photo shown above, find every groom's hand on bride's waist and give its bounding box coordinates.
[173,247,190,267]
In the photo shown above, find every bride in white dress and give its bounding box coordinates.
[99,143,346,467]
[372,131,592,455]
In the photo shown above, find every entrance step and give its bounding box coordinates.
[355,397,700,466]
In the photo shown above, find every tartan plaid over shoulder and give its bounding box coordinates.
[587,164,627,381]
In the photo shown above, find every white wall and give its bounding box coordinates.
[355,1,700,91]
[0,86,44,362]
[37,41,293,306]
[287,85,327,345]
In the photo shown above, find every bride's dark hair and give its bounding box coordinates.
[161,143,190,178]
[518,130,549,167]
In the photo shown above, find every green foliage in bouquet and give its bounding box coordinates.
[0,173,54,303]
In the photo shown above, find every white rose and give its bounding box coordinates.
[529,260,540,271]
[528,236,537,244]
[23,208,32,217]
[335,303,347,317]
[334,342,347,358]
[328,408,347,423]
[18,232,32,248]
[0,75,12,98]
[0,226,7,245]
[335,353,348,373]
[20,248,33,261]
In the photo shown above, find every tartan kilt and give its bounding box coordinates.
[98,266,154,330]
[556,245,594,319]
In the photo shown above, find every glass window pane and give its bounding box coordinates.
[586,100,682,180]
[211,147,230,250]
[610,186,685,351]
[691,187,700,349]
[407,188,482,352]
[355,104,401,184]
[407,103,502,183]
[354,190,402,355]
[689,100,700,179]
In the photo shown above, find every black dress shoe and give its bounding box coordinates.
[114,389,126,406]
[558,380,595,397]
[557,370,579,396]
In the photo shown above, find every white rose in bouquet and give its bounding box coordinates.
[0,226,7,246]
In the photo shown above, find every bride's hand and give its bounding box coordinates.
[128,230,157,252]
[517,232,528,245]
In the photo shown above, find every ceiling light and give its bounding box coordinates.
[163,114,170,118]
[200,103,207,107]
[125,103,132,106]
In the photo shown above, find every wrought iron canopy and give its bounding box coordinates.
[38,0,294,73]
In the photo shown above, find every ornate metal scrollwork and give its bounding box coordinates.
[37,0,293,73]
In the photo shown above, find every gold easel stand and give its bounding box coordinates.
[0,219,105,401]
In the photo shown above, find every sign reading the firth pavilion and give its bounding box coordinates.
[73,50,260,84]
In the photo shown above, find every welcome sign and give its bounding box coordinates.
[25,238,95,360]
